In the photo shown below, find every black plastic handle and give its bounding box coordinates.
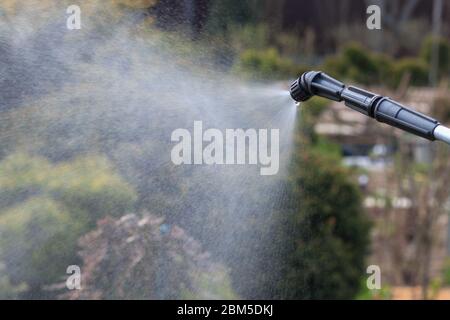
[374,98,439,140]
[290,71,440,141]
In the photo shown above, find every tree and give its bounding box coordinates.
[0,263,27,299]
[0,152,137,298]
[205,0,261,34]
[269,101,371,299]
[0,197,81,296]
[61,213,237,299]
[375,134,450,299]
[229,101,371,299]
[279,149,371,299]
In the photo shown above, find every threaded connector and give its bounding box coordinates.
[290,75,313,102]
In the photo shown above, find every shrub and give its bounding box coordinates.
[0,263,27,299]
[323,43,431,88]
[229,24,270,52]
[248,120,372,299]
[0,197,82,291]
[420,35,450,76]
[322,55,348,79]
[299,97,331,144]
[234,48,308,80]
[277,150,372,299]
[61,214,238,299]
[442,258,450,286]
[48,156,137,225]
[0,152,137,296]
[0,153,137,226]
[342,43,380,85]
[391,58,429,87]
[322,43,385,85]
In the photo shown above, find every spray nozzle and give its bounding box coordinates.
[290,71,345,102]
[290,71,450,145]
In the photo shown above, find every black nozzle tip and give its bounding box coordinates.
[290,72,314,102]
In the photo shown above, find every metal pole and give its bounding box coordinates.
[434,125,450,145]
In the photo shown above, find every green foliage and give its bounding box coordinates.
[420,35,450,76]
[341,43,380,84]
[186,270,238,300]
[62,214,238,300]
[0,153,136,224]
[298,97,331,144]
[322,42,430,88]
[311,137,342,161]
[229,24,270,52]
[0,2,376,300]
[322,43,382,85]
[49,156,137,225]
[244,113,371,299]
[0,152,137,295]
[0,197,81,289]
[234,48,308,80]
[356,280,392,300]
[277,150,371,299]
[442,257,450,286]
[302,97,330,119]
[0,263,27,299]
[392,58,429,87]
[205,0,261,34]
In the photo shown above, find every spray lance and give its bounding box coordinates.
[290,71,450,145]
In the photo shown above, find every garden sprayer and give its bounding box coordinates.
[290,71,450,145]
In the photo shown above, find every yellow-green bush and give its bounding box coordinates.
[420,35,450,76]
[0,153,136,225]
[0,263,27,299]
[322,43,383,85]
[229,24,270,52]
[234,48,308,80]
[0,197,81,290]
[391,58,429,87]
[322,42,431,88]
[0,152,137,296]
[48,156,137,225]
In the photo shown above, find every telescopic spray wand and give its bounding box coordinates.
[290,71,450,145]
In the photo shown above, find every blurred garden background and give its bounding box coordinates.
[1,0,450,300]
